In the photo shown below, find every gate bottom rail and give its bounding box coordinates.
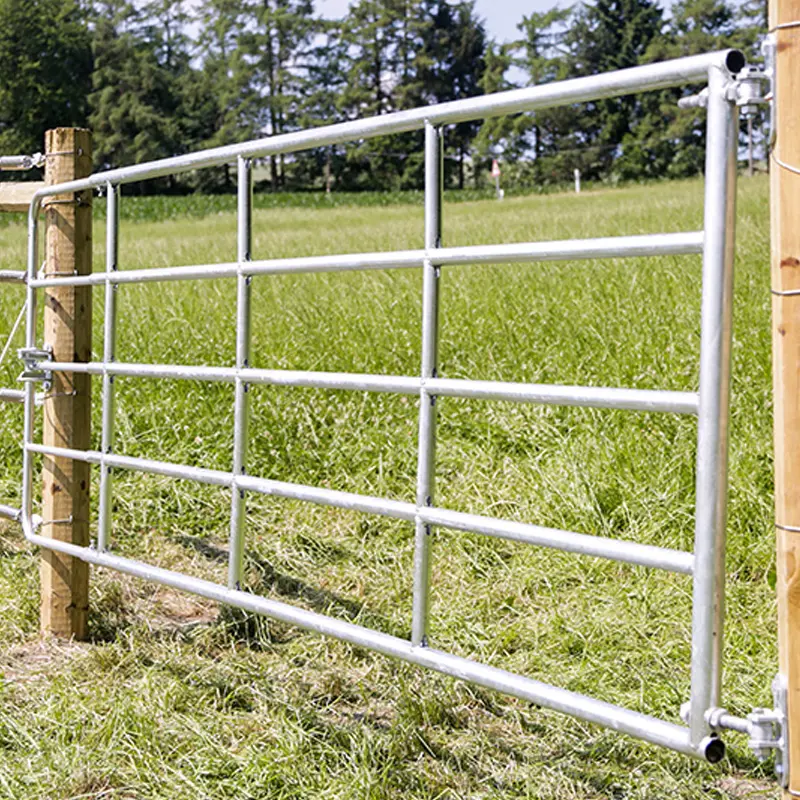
[18,510,724,762]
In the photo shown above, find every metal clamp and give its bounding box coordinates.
[17,345,52,390]
[677,87,708,110]
[696,675,789,787]
[732,64,769,118]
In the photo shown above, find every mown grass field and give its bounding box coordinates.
[0,176,777,799]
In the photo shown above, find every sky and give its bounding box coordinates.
[317,0,563,44]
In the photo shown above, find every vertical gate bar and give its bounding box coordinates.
[21,203,40,529]
[411,122,443,647]
[227,156,253,589]
[97,182,119,553]
[688,63,738,744]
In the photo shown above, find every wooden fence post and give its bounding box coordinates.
[770,0,800,793]
[40,128,93,639]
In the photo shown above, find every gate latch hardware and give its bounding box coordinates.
[17,346,52,390]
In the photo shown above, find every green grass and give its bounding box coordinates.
[0,176,778,799]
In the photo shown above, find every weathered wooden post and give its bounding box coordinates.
[770,0,800,793]
[40,128,92,638]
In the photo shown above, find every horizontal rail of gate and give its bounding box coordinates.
[15,49,746,761]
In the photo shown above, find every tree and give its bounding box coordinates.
[473,42,527,186]
[89,1,179,173]
[295,18,350,190]
[516,7,576,184]
[193,0,260,190]
[241,0,316,190]
[418,0,486,188]
[88,0,205,192]
[565,0,665,178]
[0,0,92,154]
[638,0,740,179]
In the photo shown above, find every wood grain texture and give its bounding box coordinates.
[770,0,800,793]
[40,128,92,639]
[0,181,45,212]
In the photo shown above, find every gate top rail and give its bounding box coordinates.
[27,50,744,199]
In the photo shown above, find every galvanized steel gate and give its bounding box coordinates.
[2,49,759,762]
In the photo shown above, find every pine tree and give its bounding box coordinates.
[88,0,198,190]
[418,0,486,188]
[0,0,92,154]
[473,42,526,186]
[638,0,739,179]
[565,0,665,178]
[241,0,316,190]
[296,18,350,190]
[192,0,259,190]
[516,7,575,184]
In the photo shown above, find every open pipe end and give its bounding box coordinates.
[725,50,746,75]
[701,735,726,763]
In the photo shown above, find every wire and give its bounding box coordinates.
[767,24,800,177]
[0,301,26,369]
[770,20,800,32]
[773,152,800,176]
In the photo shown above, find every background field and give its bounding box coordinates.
[0,176,778,799]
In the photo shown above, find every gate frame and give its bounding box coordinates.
[14,49,753,763]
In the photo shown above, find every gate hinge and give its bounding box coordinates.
[731,64,770,118]
[703,675,789,787]
[677,63,770,114]
[17,345,52,390]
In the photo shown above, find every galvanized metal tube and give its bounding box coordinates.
[688,64,738,745]
[36,362,701,415]
[97,183,119,553]
[0,389,25,404]
[0,504,19,520]
[228,157,253,589]
[27,232,705,289]
[425,378,699,414]
[18,504,713,759]
[25,442,693,572]
[0,155,39,171]
[0,271,25,284]
[0,389,43,406]
[27,52,742,198]
[418,507,694,574]
[411,124,443,647]
[20,198,40,530]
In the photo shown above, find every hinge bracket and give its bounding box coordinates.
[17,345,52,390]
[700,675,789,787]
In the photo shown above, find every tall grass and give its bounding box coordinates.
[0,177,778,799]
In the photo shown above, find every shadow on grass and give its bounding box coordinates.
[178,533,407,643]
[88,532,407,647]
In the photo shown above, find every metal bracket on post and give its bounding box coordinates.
[691,675,789,787]
[677,87,709,109]
[17,345,52,391]
[732,64,770,119]
[678,64,769,116]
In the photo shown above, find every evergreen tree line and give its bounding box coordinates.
[0,0,768,193]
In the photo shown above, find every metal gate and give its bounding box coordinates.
[8,49,756,762]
